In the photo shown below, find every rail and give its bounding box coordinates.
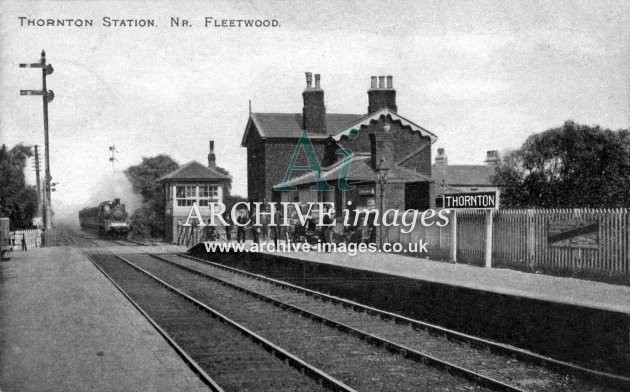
[173,252,630,390]
[150,253,526,392]
[116,254,357,392]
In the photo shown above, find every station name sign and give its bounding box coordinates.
[442,191,499,210]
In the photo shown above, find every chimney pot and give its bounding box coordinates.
[305,72,313,88]
[435,147,448,166]
[208,140,216,168]
[302,72,326,133]
[485,150,499,165]
[368,75,397,114]
[378,76,385,89]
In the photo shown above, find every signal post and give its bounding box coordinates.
[19,50,55,230]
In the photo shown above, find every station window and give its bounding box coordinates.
[176,185,218,207]
[198,185,218,206]
[176,185,197,206]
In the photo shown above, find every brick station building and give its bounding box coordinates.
[241,73,438,218]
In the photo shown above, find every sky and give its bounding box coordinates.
[1,0,629,221]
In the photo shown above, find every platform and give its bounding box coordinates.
[261,247,630,314]
[0,246,210,392]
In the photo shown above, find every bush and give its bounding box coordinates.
[128,204,161,240]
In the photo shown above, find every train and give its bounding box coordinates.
[79,198,130,237]
[1,217,11,259]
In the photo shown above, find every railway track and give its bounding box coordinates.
[120,238,150,246]
[61,227,155,248]
[60,231,627,391]
[92,253,344,392]
[110,252,522,392]
[149,252,628,392]
[61,230,103,248]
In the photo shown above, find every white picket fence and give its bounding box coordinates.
[9,229,43,250]
[387,208,629,283]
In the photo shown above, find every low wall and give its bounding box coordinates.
[190,247,630,375]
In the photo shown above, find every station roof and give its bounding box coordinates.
[157,160,231,183]
[242,112,363,145]
[276,154,433,188]
[242,109,437,146]
[333,109,438,144]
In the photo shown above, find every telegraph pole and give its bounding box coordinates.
[20,50,54,230]
[34,145,42,217]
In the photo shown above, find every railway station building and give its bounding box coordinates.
[158,141,231,243]
[241,74,439,218]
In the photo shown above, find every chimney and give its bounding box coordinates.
[302,72,326,134]
[484,150,499,166]
[434,147,448,166]
[434,147,448,178]
[208,140,216,168]
[368,75,397,114]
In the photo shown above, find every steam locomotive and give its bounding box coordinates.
[79,198,130,236]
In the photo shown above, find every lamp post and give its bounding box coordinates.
[376,161,389,249]
[375,122,391,249]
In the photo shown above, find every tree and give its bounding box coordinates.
[125,155,179,237]
[492,121,630,208]
[213,166,232,195]
[125,155,180,205]
[0,144,38,228]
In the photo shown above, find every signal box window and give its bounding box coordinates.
[176,185,196,206]
[198,185,218,206]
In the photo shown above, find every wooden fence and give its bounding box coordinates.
[386,215,452,260]
[387,209,629,283]
[9,229,43,250]
[491,209,629,281]
[176,223,228,247]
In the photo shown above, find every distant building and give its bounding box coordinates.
[158,141,231,243]
[241,73,438,216]
[432,148,499,199]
